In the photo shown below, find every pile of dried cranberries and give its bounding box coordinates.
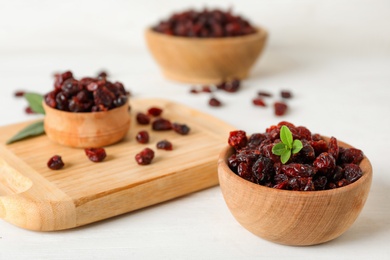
[44,71,129,112]
[153,8,256,38]
[227,121,364,191]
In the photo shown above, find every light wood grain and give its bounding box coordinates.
[43,101,131,148]
[0,98,234,231]
[218,137,373,246]
[145,27,268,84]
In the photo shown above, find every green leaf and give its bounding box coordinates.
[292,139,303,154]
[272,142,287,155]
[280,125,293,148]
[280,150,291,164]
[6,121,45,144]
[25,93,45,114]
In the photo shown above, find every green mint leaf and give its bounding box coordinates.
[280,150,291,164]
[6,120,45,144]
[280,125,293,149]
[292,139,303,154]
[25,93,45,114]
[272,142,287,155]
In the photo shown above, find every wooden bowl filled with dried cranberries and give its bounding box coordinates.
[145,8,268,84]
[218,122,372,246]
[43,71,131,148]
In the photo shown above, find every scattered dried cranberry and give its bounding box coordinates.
[152,118,172,131]
[209,97,222,107]
[190,87,200,94]
[147,107,163,117]
[97,71,108,78]
[84,148,107,162]
[47,155,64,170]
[223,79,240,93]
[153,9,256,38]
[135,148,155,165]
[281,90,292,99]
[156,140,173,150]
[44,71,129,112]
[252,98,266,107]
[202,85,213,93]
[136,131,150,144]
[136,112,150,125]
[274,102,288,116]
[14,90,25,97]
[25,106,36,114]
[227,122,365,191]
[258,91,272,97]
[172,123,190,135]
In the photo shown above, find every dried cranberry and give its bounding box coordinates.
[274,102,288,116]
[190,87,200,94]
[281,164,316,177]
[237,162,253,182]
[328,137,339,160]
[252,156,274,183]
[172,123,190,135]
[344,164,363,183]
[152,118,172,131]
[47,155,64,170]
[147,107,163,117]
[281,90,292,99]
[201,85,213,93]
[136,113,150,125]
[258,91,272,97]
[228,130,248,150]
[97,71,108,78]
[25,106,35,114]
[84,148,107,162]
[209,97,222,107]
[136,131,149,144]
[135,148,155,165]
[223,79,240,93]
[113,95,128,107]
[313,152,336,174]
[339,148,364,165]
[252,98,266,107]
[156,140,173,150]
[14,90,25,97]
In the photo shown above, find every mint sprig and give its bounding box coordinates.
[272,125,303,164]
[6,92,45,144]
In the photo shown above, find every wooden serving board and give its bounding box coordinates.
[0,98,234,231]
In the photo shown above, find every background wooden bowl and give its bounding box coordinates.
[145,27,268,84]
[218,138,372,246]
[43,102,131,148]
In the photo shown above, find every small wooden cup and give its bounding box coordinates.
[218,138,372,246]
[145,27,268,84]
[43,102,131,148]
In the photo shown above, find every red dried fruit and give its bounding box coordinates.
[25,106,36,114]
[209,97,222,107]
[156,140,173,150]
[228,130,248,150]
[258,91,272,97]
[47,155,64,170]
[172,123,190,135]
[136,112,150,125]
[328,137,339,160]
[252,98,266,107]
[190,87,200,94]
[274,102,288,116]
[14,90,25,97]
[281,90,292,99]
[147,107,163,117]
[135,148,155,165]
[344,164,363,183]
[152,118,172,131]
[97,71,108,78]
[313,152,336,174]
[84,148,107,162]
[136,131,149,144]
[339,148,364,164]
[202,85,213,93]
[223,79,240,93]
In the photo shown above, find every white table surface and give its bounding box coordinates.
[1,0,389,259]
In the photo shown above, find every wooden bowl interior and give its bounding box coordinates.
[145,27,268,84]
[218,138,372,246]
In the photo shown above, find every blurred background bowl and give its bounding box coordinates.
[218,137,372,246]
[145,27,268,84]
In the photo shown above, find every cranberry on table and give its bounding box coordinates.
[252,98,266,107]
[258,91,272,97]
[209,97,222,107]
[274,102,288,116]
[281,90,292,99]
[25,107,35,114]
[84,148,107,162]
[47,155,65,170]
[147,107,163,117]
[136,131,150,144]
[156,140,173,151]
[135,148,155,165]
[152,118,172,131]
[14,90,25,97]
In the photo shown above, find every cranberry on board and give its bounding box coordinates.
[147,107,163,117]
[209,97,222,107]
[172,123,190,135]
[84,148,107,162]
[136,112,150,125]
[47,155,65,170]
[136,131,150,144]
[156,140,173,150]
[152,118,172,131]
[135,148,155,165]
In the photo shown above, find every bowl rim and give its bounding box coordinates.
[145,26,268,42]
[42,100,129,116]
[218,138,373,196]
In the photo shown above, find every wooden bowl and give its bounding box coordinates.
[145,27,268,84]
[43,102,131,148]
[218,138,373,246]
